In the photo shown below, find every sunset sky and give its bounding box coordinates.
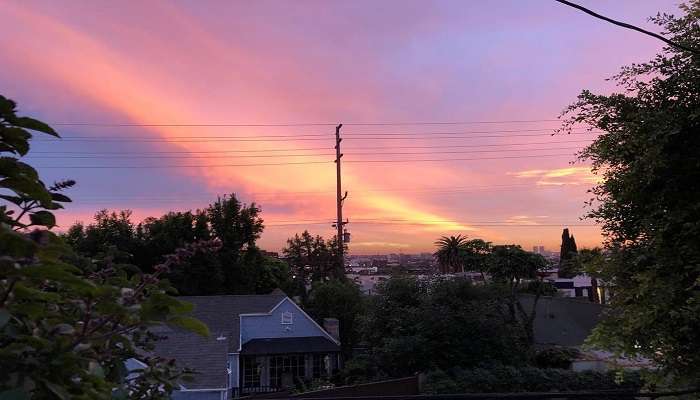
[0,0,679,254]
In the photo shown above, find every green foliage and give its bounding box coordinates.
[64,197,293,296]
[356,276,527,379]
[558,228,579,278]
[423,366,642,394]
[433,235,469,273]
[305,279,364,355]
[337,354,384,385]
[0,95,73,231]
[0,96,216,398]
[534,348,581,369]
[283,231,344,299]
[488,245,550,345]
[562,3,700,383]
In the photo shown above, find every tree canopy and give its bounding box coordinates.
[562,2,700,383]
[64,197,293,296]
[282,231,344,299]
[357,276,527,379]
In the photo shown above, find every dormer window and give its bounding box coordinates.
[281,311,293,325]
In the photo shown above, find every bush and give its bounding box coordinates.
[423,366,643,394]
[534,347,581,369]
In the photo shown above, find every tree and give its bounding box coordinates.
[433,235,469,273]
[488,245,549,345]
[358,276,526,379]
[561,2,700,383]
[64,195,291,296]
[305,279,364,356]
[64,210,140,266]
[557,228,578,278]
[462,238,493,280]
[574,248,604,304]
[282,231,343,299]
[1,95,212,399]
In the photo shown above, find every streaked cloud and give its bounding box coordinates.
[508,166,598,186]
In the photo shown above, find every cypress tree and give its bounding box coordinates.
[558,228,579,277]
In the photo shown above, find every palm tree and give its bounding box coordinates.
[433,235,469,273]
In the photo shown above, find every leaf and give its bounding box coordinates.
[0,388,29,400]
[166,316,210,337]
[10,117,59,137]
[0,194,24,206]
[50,192,72,203]
[0,95,17,116]
[0,177,51,205]
[0,157,39,180]
[0,127,31,156]
[29,211,56,228]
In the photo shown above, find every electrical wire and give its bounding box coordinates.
[48,119,562,127]
[26,139,595,155]
[24,146,585,159]
[45,128,586,140]
[34,132,593,143]
[31,153,580,168]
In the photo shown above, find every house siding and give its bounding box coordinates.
[239,298,333,348]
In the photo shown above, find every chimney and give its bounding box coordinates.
[323,318,340,341]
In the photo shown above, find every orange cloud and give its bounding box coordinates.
[508,166,598,186]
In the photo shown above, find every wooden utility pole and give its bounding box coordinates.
[334,124,347,271]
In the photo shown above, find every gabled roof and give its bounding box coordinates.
[152,293,285,389]
[179,293,286,352]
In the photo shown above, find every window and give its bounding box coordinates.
[269,355,305,388]
[281,311,293,325]
[242,356,261,388]
[312,354,330,378]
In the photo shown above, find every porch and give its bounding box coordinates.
[233,337,341,397]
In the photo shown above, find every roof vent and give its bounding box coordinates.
[216,333,227,341]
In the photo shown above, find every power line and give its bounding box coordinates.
[26,139,595,155]
[47,128,585,140]
[265,221,597,227]
[48,119,562,127]
[36,132,594,143]
[69,184,587,203]
[553,0,700,55]
[24,146,584,159]
[32,153,579,169]
[69,183,564,198]
[344,153,577,164]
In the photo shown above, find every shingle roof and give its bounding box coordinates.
[151,293,285,389]
[178,294,286,352]
[152,331,230,389]
[241,336,340,355]
[521,295,603,347]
